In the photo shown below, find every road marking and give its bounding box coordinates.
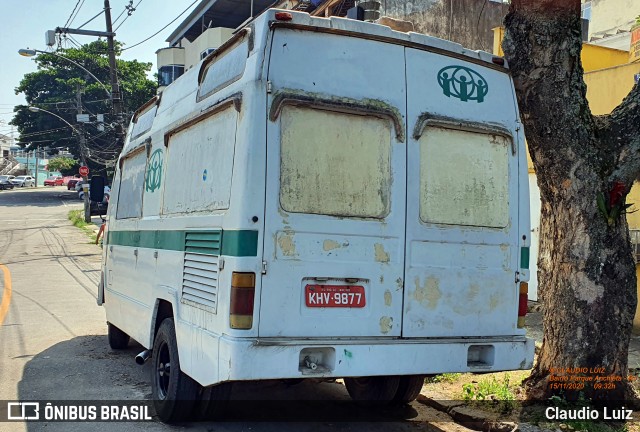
[0,264,12,325]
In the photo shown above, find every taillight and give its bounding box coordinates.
[275,11,293,21]
[517,282,528,328]
[230,272,255,329]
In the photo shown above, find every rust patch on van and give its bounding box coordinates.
[413,276,441,310]
[277,232,297,257]
[466,283,480,302]
[452,285,478,315]
[323,240,341,251]
[374,243,390,263]
[384,290,392,306]
[379,316,393,334]
[489,293,500,311]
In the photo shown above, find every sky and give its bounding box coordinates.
[0,0,201,139]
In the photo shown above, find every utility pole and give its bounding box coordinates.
[34,146,39,188]
[103,0,124,131]
[77,84,91,223]
[51,0,126,146]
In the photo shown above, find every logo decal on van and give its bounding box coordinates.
[145,149,163,192]
[437,66,488,103]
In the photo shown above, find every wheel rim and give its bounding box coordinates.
[155,341,171,400]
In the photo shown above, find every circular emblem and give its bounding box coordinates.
[145,149,163,192]
[203,169,208,181]
[437,66,488,103]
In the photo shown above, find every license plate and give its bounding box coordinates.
[305,285,366,308]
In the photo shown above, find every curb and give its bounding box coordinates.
[417,392,519,432]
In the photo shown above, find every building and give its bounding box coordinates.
[155,0,509,89]
[0,134,19,176]
[0,134,11,160]
[586,0,640,50]
[156,0,275,90]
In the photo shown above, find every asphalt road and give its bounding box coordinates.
[0,187,441,432]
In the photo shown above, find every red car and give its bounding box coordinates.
[67,178,80,190]
[44,176,64,186]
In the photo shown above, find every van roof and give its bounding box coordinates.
[260,9,507,70]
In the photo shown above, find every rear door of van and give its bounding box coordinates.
[259,28,407,338]
[402,48,522,337]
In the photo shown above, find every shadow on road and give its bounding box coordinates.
[0,188,80,208]
[16,336,426,431]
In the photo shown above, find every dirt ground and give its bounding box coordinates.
[421,366,640,432]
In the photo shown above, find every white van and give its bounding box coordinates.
[99,9,534,422]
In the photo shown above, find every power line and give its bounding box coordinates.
[114,0,144,32]
[77,8,105,30]
[64,0,84,29]
[111,5,129,27]
[122,0,199,51]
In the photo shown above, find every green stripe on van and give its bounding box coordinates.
[520,247,530,269]
[106,229,258,257]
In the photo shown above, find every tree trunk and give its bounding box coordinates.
[503,0,639,402]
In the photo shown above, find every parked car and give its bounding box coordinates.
[67,178,80,190]
[44,176,64,186]
[62,176,79,186]
[0,175,15,190]
[79,184,110,202]
[11,175,35,187]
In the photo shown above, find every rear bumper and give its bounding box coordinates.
[213,335,534,384]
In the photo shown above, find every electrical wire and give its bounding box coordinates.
[64,0,84,29]
[114,0,144,32]
[77,8,105,30]
[112,4,129,27]
[19,127,70,138]
[122,0,199,51]
[67,0,87,28]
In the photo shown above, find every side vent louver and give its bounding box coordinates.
[182,231,221,312]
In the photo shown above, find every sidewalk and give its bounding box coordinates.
[525,303,640,368]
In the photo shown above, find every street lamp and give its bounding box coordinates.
[28,106,80,133]
[29,106,91,222]
[19,48,112,99]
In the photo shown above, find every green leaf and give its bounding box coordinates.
[597,192,609,218]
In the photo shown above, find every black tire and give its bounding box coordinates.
[392,375,425,404]
[194,382,232,420]
[152,318,199,423]
[107,322,130,349]
[344,376,401,404]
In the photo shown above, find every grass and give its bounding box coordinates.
[462,374,517,413]
[68,210,98,243]
[427,373,462,384]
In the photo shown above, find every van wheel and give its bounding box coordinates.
[195,382,232,420]
[344,376,400,403]
[152,318,198,422]
[107,323,130,349]
[392,375,425,404]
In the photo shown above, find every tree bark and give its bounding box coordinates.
[503,0,639,402]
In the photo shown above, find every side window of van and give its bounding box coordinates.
[279,106,392,219]
[418,127,510,228]
[116,150,147,220]
[162,107,238,214]
[198,40,248,100]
